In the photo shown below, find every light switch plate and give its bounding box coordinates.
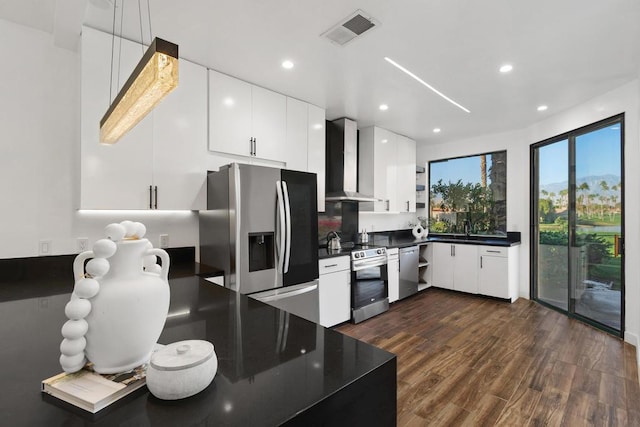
[39,239,52,255]
[159,234,169,248]
[77,237,89,253]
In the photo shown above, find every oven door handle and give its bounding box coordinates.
[352,258,388,271]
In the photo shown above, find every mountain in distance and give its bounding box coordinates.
[540,174,620,196]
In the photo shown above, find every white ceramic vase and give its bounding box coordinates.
[61,222,171,374]
[82,239,169,373]
[412,224,425,239]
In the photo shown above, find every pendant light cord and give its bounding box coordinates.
[138,0,144,49]
[109,0,116,104]
[117,2,123,92]
[147,0,153,41]
[107,0,154,106]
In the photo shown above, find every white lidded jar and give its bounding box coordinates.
[147,340,218,400]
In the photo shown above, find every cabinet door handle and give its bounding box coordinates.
[386,200,390,211]
[480,255,483,268]
[253,137,257,156]
[154,186,158,209]
[149,185,153,209]
[324,264,338,268]
[486,250,501,253]
[406,201,410,211]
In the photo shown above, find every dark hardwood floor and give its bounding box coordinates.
[336,288,639,426]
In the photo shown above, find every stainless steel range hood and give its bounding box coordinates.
[325,118,379,202]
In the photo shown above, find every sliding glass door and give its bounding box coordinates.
[532,115,624,335]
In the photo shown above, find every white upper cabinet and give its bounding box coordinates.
[151,58,207,210]
[80,27,207,210]
[286,98,326,211]
[359,126,415,212]
[208,70,253,158]
[285,97,309,172]
[209,69,286,162]
[307,104,326,212]
[251,85,286,161]
[81,27,154,209]
[396,135,416,212]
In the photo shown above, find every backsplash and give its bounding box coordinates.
[319,206,417,246]
[359,212,417,233]
[318,201,358,245]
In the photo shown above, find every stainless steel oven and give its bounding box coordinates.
[351,247,389,323]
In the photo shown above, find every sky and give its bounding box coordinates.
[429,123,621,189]
[430,154,492,186]
[538,124,621,185]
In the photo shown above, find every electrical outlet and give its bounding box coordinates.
[159,234,169,248]
[39,239,52,255]
[77,237,89,253]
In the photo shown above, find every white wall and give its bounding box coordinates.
[417,80,640,346]
[0,20,199,259]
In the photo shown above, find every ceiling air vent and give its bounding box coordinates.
[321,10,380,46]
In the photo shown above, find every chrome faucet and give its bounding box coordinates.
[463,220,471,237]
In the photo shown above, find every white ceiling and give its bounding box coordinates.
[2,0,640,145]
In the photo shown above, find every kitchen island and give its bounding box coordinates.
[0,263,396,426]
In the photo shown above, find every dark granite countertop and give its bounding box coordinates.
[318,231,519,259]
[318,248,353,260]
[0,261,396,426]
[355,230,521,249]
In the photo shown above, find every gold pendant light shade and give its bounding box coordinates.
[100,38,178,144]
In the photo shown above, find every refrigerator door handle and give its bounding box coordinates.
[253,284,318,302]
[276,181,286,274]
[282,180,292,274]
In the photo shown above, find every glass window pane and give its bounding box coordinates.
[573,124,622,330]
[429,151,506,236]
[536,140,569,310]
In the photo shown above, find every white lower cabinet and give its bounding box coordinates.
[387,248,400,303]
[478,246,519,302]
[432,242,519,302]
[432,243,478,293]
[318,256,351,327]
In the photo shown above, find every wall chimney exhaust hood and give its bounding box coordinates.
[325,118,379,202]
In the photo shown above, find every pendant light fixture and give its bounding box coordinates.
[100,0,179,144]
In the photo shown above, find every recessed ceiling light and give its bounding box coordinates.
[537,105,548,111]
[313,123,323,130]
[379,104,389,111]
[499,64,513,73]
[433,128,441,133]
[384,57,470,113]
[381,139,388,144]
[223,97,235,107]
[281,60,294,69]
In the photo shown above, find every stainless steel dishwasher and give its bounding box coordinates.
[399,246,419,300]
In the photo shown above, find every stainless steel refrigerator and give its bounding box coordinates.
[199,163,319,322]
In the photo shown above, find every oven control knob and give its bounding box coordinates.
[354,253,360,258]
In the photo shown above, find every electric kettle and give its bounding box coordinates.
[326,231,341,250]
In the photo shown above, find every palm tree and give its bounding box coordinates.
[599,195,607,219]
[588,194,596,217]
[559,189,569,210]
[578,182,590,217]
